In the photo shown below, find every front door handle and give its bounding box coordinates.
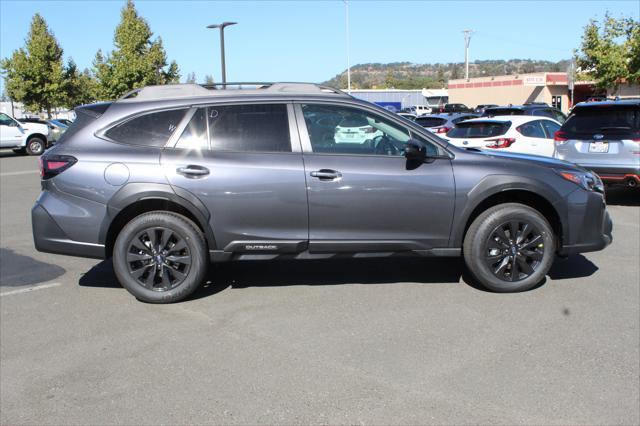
[310,169,342,180]
[177,165,210,178]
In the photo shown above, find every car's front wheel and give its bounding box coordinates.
[463,203,555,292]
[113,211,207,303]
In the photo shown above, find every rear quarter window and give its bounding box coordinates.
[105,108,187,147]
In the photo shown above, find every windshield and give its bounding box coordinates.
[447,121,511,138]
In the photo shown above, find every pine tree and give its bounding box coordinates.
[1,14,66,117]
[94,0,180,99]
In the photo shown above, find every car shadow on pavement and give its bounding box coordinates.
[78,254,600,301]
[548,254,599,280]
[605,187,640,206]
[0,247,66,287]
[78,259,120,288]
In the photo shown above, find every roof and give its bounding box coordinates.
[573,99,640,108]
[117,82,350,103]
[461,115,560,124]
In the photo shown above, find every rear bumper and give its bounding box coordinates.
[582,164,640,184]
[32,203,105,259]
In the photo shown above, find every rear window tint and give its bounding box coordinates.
[415,117,446,127]
[105,109,187,147]
[562,106,640,134]
[447,121,511,138]
[483,108,523,116]
[208,104,291,152]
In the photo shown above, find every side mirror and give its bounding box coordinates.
[404,139,427,162]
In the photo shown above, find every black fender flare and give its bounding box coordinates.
[450,174,569,247]
[99,182,217,250]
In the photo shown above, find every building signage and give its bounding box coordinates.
[523,76,545,86]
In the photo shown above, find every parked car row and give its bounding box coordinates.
[398,99,639,188]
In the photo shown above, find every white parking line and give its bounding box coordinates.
[0,282,62,297]
[0,170,39,177]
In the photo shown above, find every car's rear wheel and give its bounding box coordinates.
[26,137,45,155]
[463,203,555,292]
[113,211,207,303]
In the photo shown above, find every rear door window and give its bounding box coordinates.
[208,104,291,152]
[517,120,547,138]
[105,108,187,147]
[541,120,561,138]
[447,121,511,138]
[175,108,208,150]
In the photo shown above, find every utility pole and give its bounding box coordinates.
[344,0,351,93]
[462,29,473,81]
[207,22,237,84]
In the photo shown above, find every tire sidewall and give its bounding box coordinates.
[26,137,45,155]
[464,204,555,292]
[113,212,207,303]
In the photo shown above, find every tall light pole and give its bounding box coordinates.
[462,29,473,81]
[343,0,351,93]
[207,22,237,84]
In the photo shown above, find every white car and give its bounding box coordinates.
[0,112,50,155]
[442,115,562,157]
[407,105,432,116]
[334,115,382,144]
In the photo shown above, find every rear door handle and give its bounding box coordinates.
[310,169,342,180]
[177,165,210,177]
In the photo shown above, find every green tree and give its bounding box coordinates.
[575,14,640,90]
[94,0,180,99]
[185,72,196,84]
[1,13,66,117]
[203,74,215,85]
[63,59,99,108]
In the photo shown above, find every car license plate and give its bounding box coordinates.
[345,133,355,138]
[589,141,609,153]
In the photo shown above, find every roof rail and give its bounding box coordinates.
[117,82,350,102]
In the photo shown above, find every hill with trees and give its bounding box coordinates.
[322,59,572,90]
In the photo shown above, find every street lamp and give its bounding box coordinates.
[206,22,237,84]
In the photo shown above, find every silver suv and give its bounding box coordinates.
[554,100,640,188]
[32,83,612,303]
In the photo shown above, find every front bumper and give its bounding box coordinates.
[558,190,613,256]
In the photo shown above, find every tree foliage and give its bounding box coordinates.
[94,0,179,99]
[575,14,640,90]
[0,14,66,116]
[63,59,99,109]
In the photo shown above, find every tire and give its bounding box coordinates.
[26,137,45,156]
[112,211,207,303]
[463,203,555,292]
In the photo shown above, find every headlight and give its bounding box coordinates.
[556,169,604,193]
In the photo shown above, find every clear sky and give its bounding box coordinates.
[1,0,638,86]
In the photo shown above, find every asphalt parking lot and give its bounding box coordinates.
[1,152,638,425]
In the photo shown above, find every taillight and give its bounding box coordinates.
[363,126,377,134]
[485,138,516,148]
[39,155,77,180]
[554,131,569,144]
[435,126,451,134]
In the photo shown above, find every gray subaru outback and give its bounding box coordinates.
[32,83,612,303]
